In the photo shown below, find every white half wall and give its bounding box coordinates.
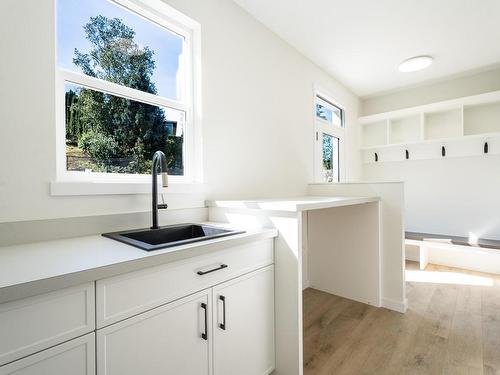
[364,157,500,240]
[308,182,406,312]
[0,0,361,223]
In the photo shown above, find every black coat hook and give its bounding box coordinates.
[374,152,378,162]
[484,142,489,154]
[405,149,409,160]
[441,146,446,157]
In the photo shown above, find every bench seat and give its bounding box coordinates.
[405,232,500,273]
[405,231,500,250]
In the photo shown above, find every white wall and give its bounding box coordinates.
[164,0,362,198]
[362,69,500,240]
[0,0,360,223]
[362,66,500,116]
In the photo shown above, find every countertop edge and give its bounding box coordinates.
[206,196,380,212]
[0,227,277,304]
[294,196,380,211]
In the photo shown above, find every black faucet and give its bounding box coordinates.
[151,151,169,229]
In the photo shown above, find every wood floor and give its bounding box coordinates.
[303,261,500,375]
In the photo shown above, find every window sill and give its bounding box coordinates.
[50,180,205,196]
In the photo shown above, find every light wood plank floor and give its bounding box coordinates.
[303,261,500,375]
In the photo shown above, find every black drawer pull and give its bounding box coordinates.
[201,302,208,340]
[219,295,226,330]
[197,264,228,275]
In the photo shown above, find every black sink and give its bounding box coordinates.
[103,223,245,251]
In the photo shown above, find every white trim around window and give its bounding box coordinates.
[53,0,202,195]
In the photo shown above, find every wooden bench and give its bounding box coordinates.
[405,232,500,271]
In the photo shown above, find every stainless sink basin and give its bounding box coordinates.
[102,223,245,251]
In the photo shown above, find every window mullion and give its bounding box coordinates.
[58,69,189,112]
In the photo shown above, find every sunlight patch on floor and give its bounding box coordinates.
[406,269,494,286]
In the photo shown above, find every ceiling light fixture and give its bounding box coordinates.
[398,55,433,72]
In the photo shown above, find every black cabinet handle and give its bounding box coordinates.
[197,264,228,275]
[219,295,226,330]
[201,302,208,340]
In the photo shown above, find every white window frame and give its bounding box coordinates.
[53,0,202,194]
[313,85,345,183]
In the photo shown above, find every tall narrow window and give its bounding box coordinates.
[56,0,198,182]
[314,92,344,183]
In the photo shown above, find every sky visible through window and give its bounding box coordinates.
[57,0,183,100]
[316,96,343,127]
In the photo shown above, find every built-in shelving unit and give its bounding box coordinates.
[359,90,500,163]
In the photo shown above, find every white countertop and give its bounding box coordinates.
[207,196,380,212]
[0,223,277,303]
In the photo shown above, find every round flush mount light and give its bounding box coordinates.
[398,55,433,72]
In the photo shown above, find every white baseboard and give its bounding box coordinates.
[382,297,407,313]
[306,284,406,314]
[309,284,381,309]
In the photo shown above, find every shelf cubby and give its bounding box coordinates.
[424,108,462,140]
[464,101,500,135]
[389,115,421,144]
[361,120,388,147]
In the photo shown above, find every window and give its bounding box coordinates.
[314,91,344,183]
[56,0,199,183]
[316,96,343,127]
[321,134,340,182]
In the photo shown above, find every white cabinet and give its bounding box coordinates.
[0,333,95,375]
[97,265,275,375]
[97,290,212,375]
[212,266,275,375]
[0,238,275,375]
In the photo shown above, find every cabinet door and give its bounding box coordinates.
[0,333,94,375]
[97,290,211,375]
[212,266,275,375]
[0,282,95,366]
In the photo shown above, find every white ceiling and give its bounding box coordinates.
[232,0,500,97]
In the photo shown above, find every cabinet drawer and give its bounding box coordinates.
[96,238,273,327]
[0,283,95,366]
[0,333,95,375]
